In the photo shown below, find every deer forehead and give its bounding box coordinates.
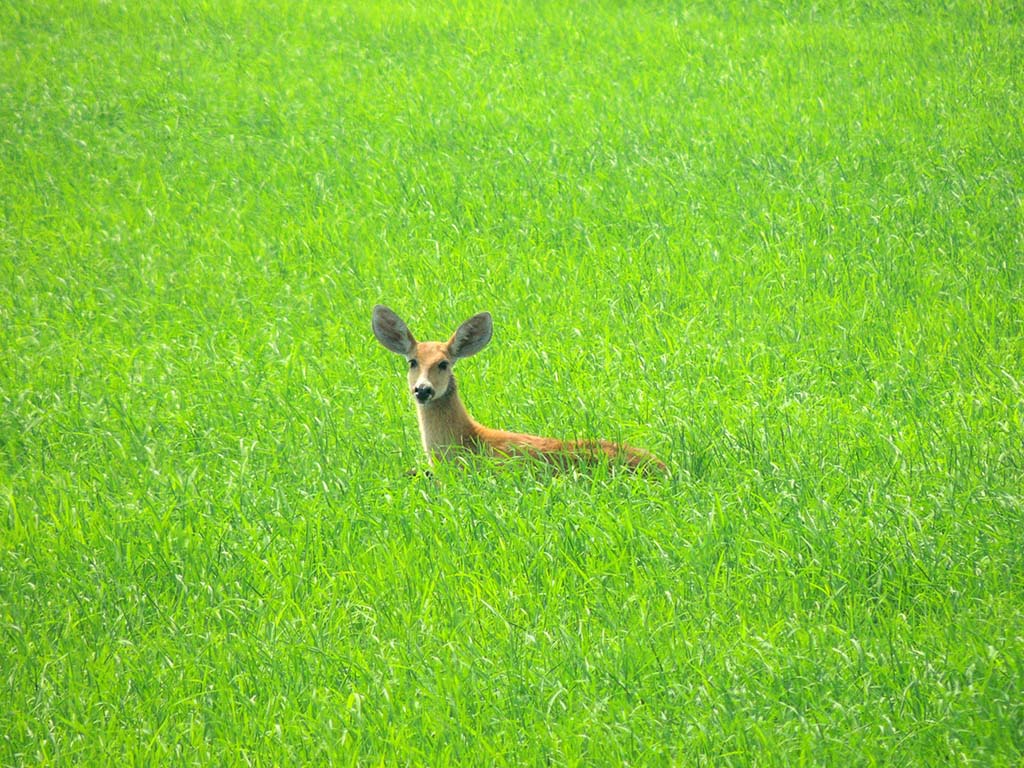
[411,342,452,367]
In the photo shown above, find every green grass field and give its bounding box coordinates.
[2,1,1022,764]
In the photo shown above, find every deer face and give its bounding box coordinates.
[372,305,492,407]
[405,342,455,404]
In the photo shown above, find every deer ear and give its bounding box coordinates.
[372,305,416,355]
[447,312,492,360]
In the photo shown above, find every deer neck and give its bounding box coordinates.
[416,377,479,459]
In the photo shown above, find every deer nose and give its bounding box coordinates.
[414,384,434,403]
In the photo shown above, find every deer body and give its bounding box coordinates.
[372,305,665,472]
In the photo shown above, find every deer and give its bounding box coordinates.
[372,305,666,473]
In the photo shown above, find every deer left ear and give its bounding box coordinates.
[372,305,417,356]
[447,312,492,360]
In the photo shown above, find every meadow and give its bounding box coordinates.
[1,0,1022,764]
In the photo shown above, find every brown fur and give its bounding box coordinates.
[372,305,666,473]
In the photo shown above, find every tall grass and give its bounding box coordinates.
[1,1,1022,764]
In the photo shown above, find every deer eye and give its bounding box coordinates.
[438,360,449,371]
[408,359,418,369]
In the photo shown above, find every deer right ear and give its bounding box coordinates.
[372,305,416,355]
[448,312,493,360]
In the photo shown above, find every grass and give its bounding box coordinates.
[1,0,1022,764]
